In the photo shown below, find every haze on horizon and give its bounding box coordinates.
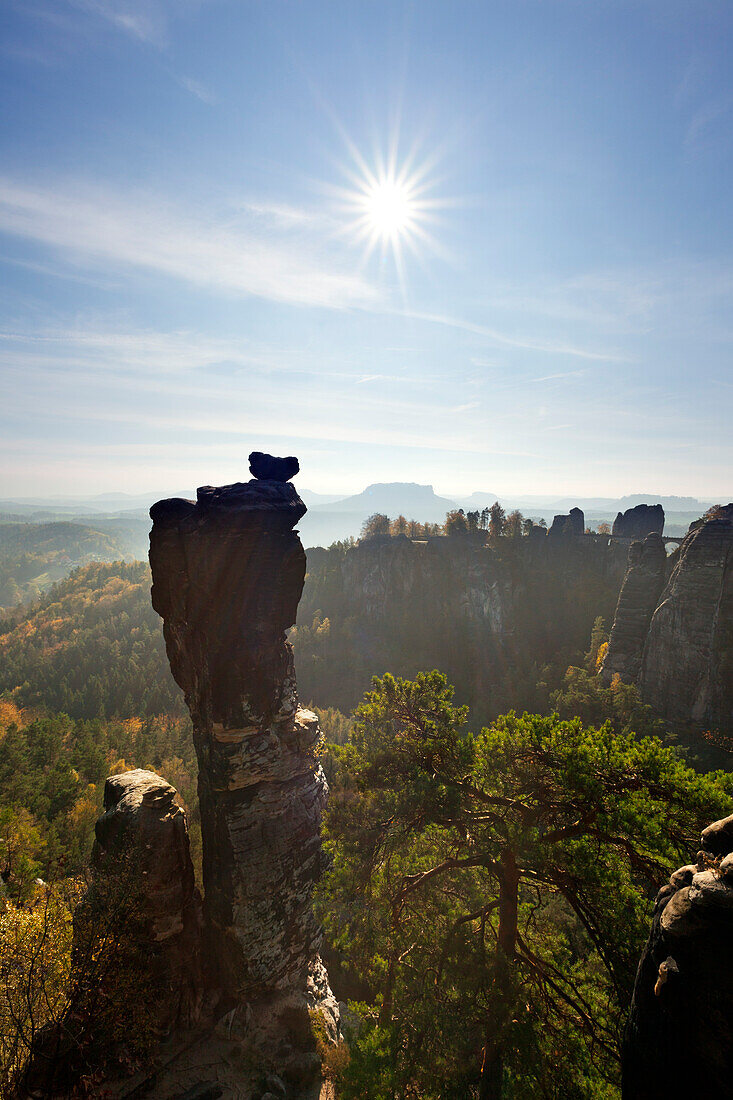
[1,0,732,501]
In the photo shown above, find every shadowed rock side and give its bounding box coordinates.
[638,504,733,731]
[612,503,665,540]
[548,506,584,537]
[623,812,733,1098]
[600,533,667,685]
[149,469,337,1077]
[24,770,204,1097]
[300,531,629,721]
[90,769,205,1024]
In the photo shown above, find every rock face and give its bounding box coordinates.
[299,531,629,720]
[638,505,733,730]
[23,770,204,1096]
[91,769,205,1027]
[623,812,733,1097]
[549,507,584,537]
[148,464,332,1015]
[600,533,667,685]
[612,503,664,540]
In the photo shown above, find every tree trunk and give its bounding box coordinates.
[479,848,519,1100]
[379,949,396,1027]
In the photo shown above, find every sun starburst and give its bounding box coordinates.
[330,138,445,287]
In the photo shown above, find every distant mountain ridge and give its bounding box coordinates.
[310,482,455,516]
[1,485,722,555]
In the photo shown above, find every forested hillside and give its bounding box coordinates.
[0,534,629,732]
[0,522,131,610]
[0,562,183,718]
[0,699,198,895]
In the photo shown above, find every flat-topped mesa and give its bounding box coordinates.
[149,454,328,1001]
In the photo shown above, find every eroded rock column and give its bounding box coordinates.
[639,504,733,730]
[149,461,328,1002]
[600,533,667,685]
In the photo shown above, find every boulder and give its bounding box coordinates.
[700,812,733,857]
[249,451,299,482]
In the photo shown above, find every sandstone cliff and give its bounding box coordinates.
[299,531,629,719]
[623,812,733,1097]
[600,533,667,685]
[638,504,733,731]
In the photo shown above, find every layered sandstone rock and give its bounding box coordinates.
[548,506,584,537]
[24,770,204,1096]
[638,504,733,730]
[623,812,733,1097]
[612,503,664,540]
[600,533,667,685]
[90,769,205,1027]
[148,461,336,1078]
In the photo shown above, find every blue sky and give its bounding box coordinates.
[1,0,732,499]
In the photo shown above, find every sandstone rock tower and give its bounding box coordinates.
[612,503,664,540]
[600,533,667,685]
[149,454,330,1007]
[639,504,733,730]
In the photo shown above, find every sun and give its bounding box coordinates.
[331,142,443,281]
[362,178,416,241]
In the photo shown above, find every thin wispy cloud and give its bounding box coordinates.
[176,74,216,104]
[529,370,587,384]
[396,307,627,362]
[0,178,382,310]
[684,98,732,152]
[69,0,169,46]
[0,327,415,389]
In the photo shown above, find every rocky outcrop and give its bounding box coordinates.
[148,456,337,1085]
[23,770,204,1096]
[549,507,584,537]
[90,769,205,1027]
[600,533,667,684]
[638,505,733,731]
[623,811,733,1097]
[612,503,664,540]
